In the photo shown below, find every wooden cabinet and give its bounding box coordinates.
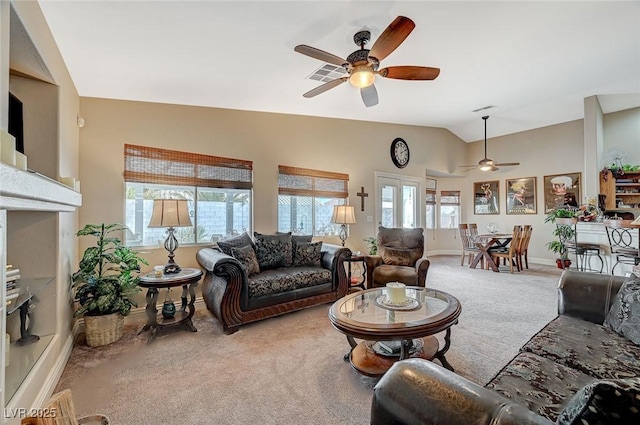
[599,170,640,210]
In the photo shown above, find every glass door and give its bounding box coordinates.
[376,173,422,228]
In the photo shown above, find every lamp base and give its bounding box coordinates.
[163,227,182,274]
[338,224,348,247]
[163,261,181,275]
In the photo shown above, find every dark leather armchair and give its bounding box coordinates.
[364,226,430,288]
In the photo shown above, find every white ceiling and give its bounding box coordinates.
[36,0,640,142]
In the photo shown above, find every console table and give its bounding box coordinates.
[138,267,202,342]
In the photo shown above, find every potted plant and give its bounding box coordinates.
[363,236,378,255]
[544,208,578,269]
[72,223,148,347]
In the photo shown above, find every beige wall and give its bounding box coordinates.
[78,97,466,268]
[603,107,640,164]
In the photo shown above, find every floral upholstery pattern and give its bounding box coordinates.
[247,267,332,298]
[486,351,595,422]
[253,232,292,270]
[293,241,322,267]
[557,377,640,425]
[230,245,260,276]
[604,275,640,345]
[521,315,640,379]
[217,232,255,256]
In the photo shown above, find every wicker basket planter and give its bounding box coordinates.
[84,312,124,347]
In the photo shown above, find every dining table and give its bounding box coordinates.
[469,233,514,272]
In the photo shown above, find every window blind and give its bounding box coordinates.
[440,190,460,205]
[425,190,437,205]
[124,144,253,189]
[278,165,349,198]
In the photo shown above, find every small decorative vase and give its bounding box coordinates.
[162,301,176,319]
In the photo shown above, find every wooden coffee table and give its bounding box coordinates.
[328,286,461,377]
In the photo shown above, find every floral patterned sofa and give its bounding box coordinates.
[196,232,351,334]
[370,271,640,425]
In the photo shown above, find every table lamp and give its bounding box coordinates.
[148,199,192,274]
[331,205,356,247]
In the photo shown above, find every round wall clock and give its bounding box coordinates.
[390,138,410,168]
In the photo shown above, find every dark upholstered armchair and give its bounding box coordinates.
[364,226,430,288]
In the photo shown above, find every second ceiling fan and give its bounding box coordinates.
[294,16,440,107]
[460,116,520,172]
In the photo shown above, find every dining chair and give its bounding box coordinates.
[603,219,639,274]
[489,225,522,273]
[558,218,605,273]
[516,225,533,270]
[458,223,482,267]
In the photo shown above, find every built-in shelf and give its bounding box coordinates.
[0,163,81,211]
[4,334,55,404]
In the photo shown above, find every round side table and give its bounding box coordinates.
[137,267,203,342]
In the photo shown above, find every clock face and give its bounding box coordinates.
[391,138,410,168]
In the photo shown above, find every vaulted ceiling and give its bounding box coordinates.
[36,1,640,142]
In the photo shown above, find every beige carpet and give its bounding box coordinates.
[54,256,562,424]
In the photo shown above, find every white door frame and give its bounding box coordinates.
[374,171,424,228]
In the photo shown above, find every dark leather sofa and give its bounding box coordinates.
[196,243,351,334]
[370,270,640,425]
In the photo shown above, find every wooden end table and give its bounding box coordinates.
[138,267,202,342]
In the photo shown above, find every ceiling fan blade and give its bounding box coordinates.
[302,77,348,98]
[379,66,440,80]
[361,85,378,107]
[494,162,520,167]
[294,45,347,67]
[368,16,415,61]
[458,165,478,168]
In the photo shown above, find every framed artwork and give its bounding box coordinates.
[543,172,581,213]
[473,180,500,214]
[506,177,537,214]
[425,178,437,190]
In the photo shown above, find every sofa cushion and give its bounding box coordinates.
[557,377,640,425]
[231,245,260,276]
[253,232,292,269]
[604,275,640,345]
[293,241,322,267]
[486,351,595,422]
[522,315,640,380]
[217,232,255,256]
[247,267,332,298]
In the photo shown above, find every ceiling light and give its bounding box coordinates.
[349,65,375,88]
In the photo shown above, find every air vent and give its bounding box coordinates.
[471,105,497,113]
[307,64,348,83]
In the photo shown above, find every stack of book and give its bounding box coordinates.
[6,265,20,307]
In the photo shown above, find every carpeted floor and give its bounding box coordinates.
[54,255,562,424]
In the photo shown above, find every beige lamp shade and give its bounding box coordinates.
[331,205,357,225]
[148,199,192,228]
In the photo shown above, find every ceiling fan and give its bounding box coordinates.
[294,16,440,107]
[460,116,520,172]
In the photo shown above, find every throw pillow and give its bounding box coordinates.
[293,241,323,267]
[557,377,640,425]
[231,245,260,276]
[217,232,255,256]
[253,232,292,270]
[604,275,640,345]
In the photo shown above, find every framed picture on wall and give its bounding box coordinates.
[506,177,537,214]
[474,180,500,214]
[543,172,581,213]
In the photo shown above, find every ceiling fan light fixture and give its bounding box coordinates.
[479,164,493,172]
[349,65,375,88]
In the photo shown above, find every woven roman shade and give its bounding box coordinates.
[278,165,349,198]
[425,189,437,205]
[440,190,460,206]
[124,144,252,189]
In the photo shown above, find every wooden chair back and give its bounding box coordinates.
[21,389,109,425]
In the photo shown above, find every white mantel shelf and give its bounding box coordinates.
[0,163,81,211]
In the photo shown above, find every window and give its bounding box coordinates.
[425,189,436,229]
[375,173,422,228]
[439,190,460,229]
[124,144,252,246]
[277,165,349,236]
